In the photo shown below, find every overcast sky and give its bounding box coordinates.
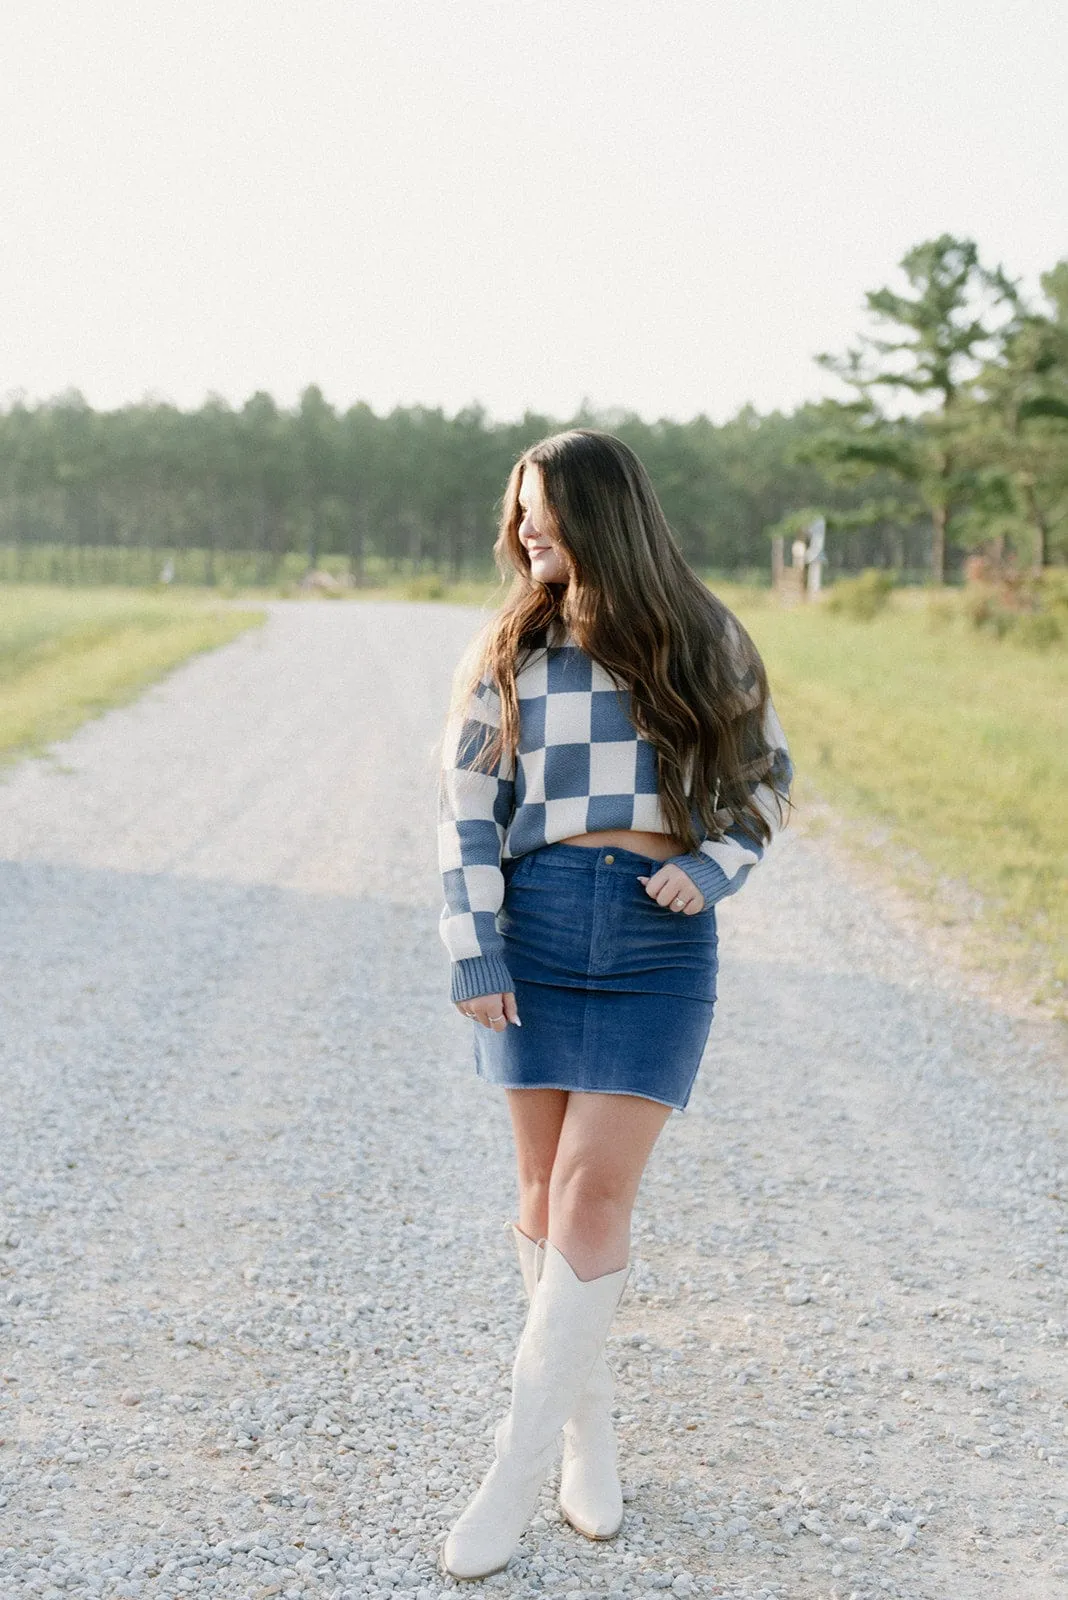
[2,0,1065,424]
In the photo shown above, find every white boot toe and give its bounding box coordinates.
[559,1429,624,1539]
[559,1386,624,1539]
[440,1453,551,1579]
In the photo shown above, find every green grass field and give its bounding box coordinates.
[3,575,1062,1013]
[0,586,265,767]
[713,583,1067,1012]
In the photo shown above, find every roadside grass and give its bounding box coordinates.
[716,583,1067,1014]
[345,573,508,606]
[4,571,1062,1013]
[0,585,265,767]
[0,542,509,604]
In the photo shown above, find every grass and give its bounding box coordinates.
[0,542,509,602]
[4,570,1062,1014]
[0,585,265,767]
[714,582,1067,1014]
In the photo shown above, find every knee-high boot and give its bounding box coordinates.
[509,1222,625,1540]
[440,1237,630,1581]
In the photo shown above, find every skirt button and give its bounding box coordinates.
[604,853,615,863]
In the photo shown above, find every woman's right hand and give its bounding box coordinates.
[455,992,521,1030]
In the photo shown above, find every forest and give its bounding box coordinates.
[1,237,1065,587]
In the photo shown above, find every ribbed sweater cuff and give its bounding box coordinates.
[666,851,732,907]
[450,953,515,1004]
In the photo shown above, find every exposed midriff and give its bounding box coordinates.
[558,828,685,860]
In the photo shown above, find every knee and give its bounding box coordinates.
[517,1154,554,1189]
[549,1162,631,1225]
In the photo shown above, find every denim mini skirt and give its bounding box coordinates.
[473,841,719,1113]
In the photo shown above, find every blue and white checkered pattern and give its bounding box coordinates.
[438,621,793,1002]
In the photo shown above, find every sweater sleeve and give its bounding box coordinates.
[665,693,793,908]
[437,670,517,1003]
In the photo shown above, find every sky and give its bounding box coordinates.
[2,0,1065,426]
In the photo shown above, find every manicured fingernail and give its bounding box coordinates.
[513,1018,522,1027]
[637,875,647,882]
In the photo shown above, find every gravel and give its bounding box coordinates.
[0,597,1065,1600]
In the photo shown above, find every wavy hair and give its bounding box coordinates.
[453,429,788,853]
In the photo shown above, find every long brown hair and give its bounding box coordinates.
[455,429,788,853]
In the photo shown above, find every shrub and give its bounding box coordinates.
[825,568,896,620]
[403,573,448,601]
[1038,568,1068,618]
[926,596,955,629]
[964,585,1015,636]
[963,564,1068,646]
[1014,611,1063,650]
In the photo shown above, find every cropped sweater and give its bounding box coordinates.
[437,616,793,1003]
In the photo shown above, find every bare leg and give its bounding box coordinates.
[548,1092,673,1281]
[504,1087,569,1243]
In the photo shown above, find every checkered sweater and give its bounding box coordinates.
[438,617,792,1002]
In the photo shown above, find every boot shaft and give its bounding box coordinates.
[500,1238,629,1457]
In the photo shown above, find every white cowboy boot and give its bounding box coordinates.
[509,1222,624,1540]
[440,1238,630,1581]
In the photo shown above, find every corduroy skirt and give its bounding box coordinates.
[473,841,719,1113]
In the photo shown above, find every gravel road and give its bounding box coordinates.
[0,599,1065,1600]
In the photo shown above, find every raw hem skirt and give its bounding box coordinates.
[473,842,719,1114]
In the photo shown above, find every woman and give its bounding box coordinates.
[436,430,792,1580]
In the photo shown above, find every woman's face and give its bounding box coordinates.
[517,463,570,585]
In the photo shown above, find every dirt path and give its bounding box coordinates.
[0,599,1064,1600]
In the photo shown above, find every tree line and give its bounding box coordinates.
[1,235,1064,586]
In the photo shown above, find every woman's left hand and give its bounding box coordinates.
[637,865,706,915]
